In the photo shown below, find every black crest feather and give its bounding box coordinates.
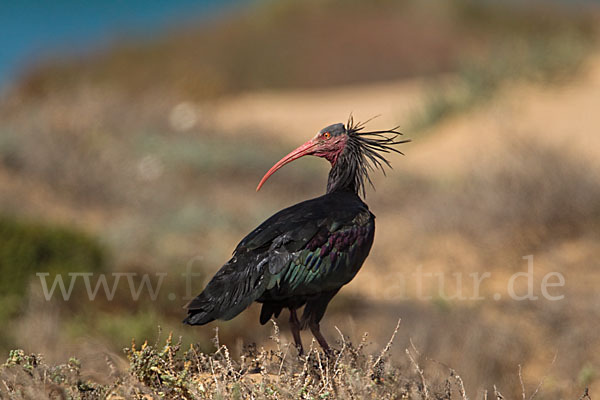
[335,115,410,197]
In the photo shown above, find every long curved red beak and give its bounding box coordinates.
[256,139,317,191]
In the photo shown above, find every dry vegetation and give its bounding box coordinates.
[4,321,587,399]
[0,0,599,398]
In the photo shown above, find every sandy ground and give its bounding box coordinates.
[210,55,600,175]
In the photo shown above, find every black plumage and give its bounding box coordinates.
[184,117,409,353]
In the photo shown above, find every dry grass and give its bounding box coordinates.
[4,322,586,399]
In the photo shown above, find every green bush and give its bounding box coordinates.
[0,216,107,299]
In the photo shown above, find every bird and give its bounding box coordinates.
[183,116,409,354]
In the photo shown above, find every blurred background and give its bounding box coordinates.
[1,0,599,397]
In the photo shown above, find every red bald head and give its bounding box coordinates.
[256,123,348,191]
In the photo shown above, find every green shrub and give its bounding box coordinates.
[0,216,107,299]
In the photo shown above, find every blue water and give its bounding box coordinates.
[0,0,251,89]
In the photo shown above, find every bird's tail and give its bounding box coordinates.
[183,293,217,325]
[183,259,267,325]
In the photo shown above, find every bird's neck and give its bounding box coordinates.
[326,153,359,195]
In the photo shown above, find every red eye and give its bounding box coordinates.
[323,132,331,139]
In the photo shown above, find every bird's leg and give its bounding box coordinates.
[289,309,304,355]
[309,321,331,355]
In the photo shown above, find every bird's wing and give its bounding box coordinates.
[184,193,371,325]
[262,208,374,298]
[235,192,372,275]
